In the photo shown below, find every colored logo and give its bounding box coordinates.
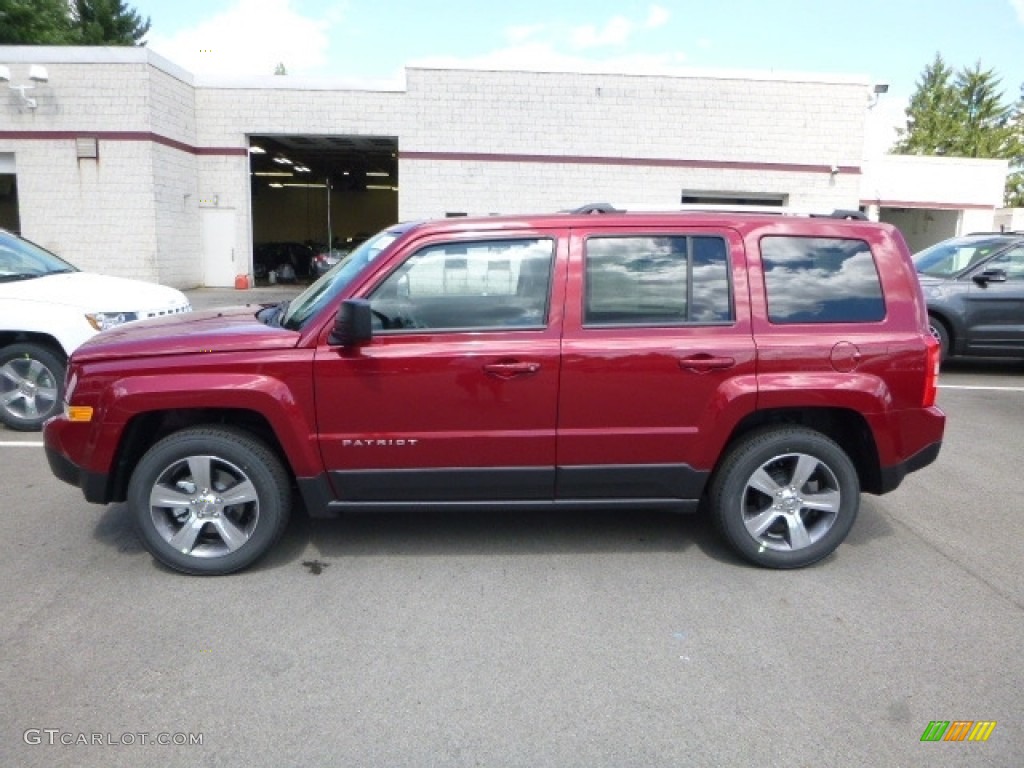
[920,721,996,742]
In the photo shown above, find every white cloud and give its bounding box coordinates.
[646,5,671,29]
[411,43,688,78]
[1012,0,1024,23]
[147,0,337,77]
[507,24,547,44]
[418,7,684,76]
[567,5,671,50]
[570,16,635,49]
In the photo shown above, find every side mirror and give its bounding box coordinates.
[973,268,1007,286]
[330,299,373,346]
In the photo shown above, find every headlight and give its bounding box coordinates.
[85,311,139,331]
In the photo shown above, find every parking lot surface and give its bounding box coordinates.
[1,299,1021,766]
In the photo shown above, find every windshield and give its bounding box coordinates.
[0,231,78,282]
[281,225,411,329]
[913,237,1010,278]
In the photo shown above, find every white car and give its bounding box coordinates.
[0,229,191,430]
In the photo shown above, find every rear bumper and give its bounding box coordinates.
[878,439,942,494]
[867,404,945,494]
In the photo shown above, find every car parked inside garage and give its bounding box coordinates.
[0,229,191,431]
[913,231,1024,360]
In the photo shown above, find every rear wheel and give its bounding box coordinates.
[928,316,950,361]
[128,427,291,575]
[710,427,860,568]
[0,343,66,431]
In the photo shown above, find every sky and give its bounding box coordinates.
[131,0,1024,154]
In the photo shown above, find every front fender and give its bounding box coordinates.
[81,366,321,477]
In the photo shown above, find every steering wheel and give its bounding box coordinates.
[370,304,424,330]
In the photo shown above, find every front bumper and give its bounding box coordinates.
[44,416,113,504]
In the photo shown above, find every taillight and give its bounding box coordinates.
[923,335,940,407]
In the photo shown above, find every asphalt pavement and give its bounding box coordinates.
[1,317,1021,767]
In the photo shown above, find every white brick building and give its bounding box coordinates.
[0,46,1008,287]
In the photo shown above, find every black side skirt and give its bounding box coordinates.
[297,464,709,518]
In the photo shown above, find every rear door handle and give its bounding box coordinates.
[483,361,541,379]
[678,355,735,373]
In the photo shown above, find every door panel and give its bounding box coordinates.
[314,233,567,502]
[557,228,755,498]
[965,246,1024,355]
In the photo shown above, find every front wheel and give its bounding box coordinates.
[128,427,291,575]
[710,427,860,569]
[0,343,66,431]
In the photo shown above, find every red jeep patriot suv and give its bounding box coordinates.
[44,207,945,575]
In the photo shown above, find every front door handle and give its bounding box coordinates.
[483,361,541,379]
[678,355,735,373]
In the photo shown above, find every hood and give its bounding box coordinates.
[73,305,300,362]
[0,271,190,313]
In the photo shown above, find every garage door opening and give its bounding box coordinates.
[680,191,787,207]
[248,134,398,283]
[878,207,959,253]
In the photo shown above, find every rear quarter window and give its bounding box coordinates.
[760,236,885,323]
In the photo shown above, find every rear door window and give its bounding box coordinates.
[583,235,733,326]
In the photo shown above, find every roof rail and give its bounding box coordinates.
[967,230,1024,236]
[567,203,622,214]
[566,203,868,220]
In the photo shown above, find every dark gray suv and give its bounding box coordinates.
[914,232,1024,360]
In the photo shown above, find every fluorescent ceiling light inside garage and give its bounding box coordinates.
[366,185,398,191]
[273,156,293,165]
[253,171,293,177]
[366,171,389,177]
[249,145,266,154]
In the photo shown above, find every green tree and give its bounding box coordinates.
[893,53,961,155]
[274,62,288,76]
[1007,85,1024,207]
[71,0,151,45]
[953,63,1016,157]
[0,0,77,44]
[895,53,1023,207]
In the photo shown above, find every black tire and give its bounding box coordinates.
[928,316,950,362]
[710,427,860,569]
[0,342,66,431]
[128,427,291,575]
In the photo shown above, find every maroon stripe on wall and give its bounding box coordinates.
[400,150,861,175]
[0,130,247,157]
